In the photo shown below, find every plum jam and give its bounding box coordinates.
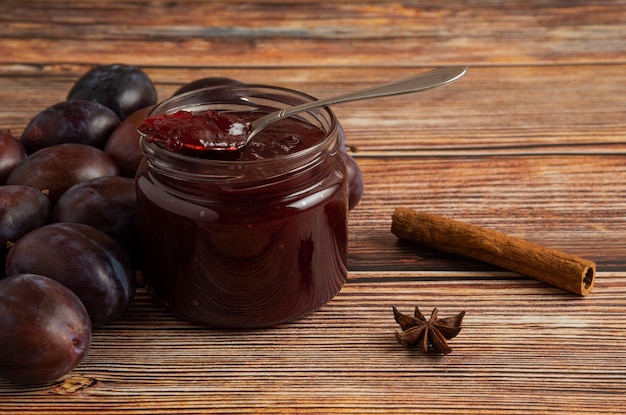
[136,85,349,328]
[138,109,249,152]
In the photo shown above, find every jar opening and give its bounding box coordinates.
[140,84,340,168]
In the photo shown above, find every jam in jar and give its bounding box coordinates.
[136,85,349,328]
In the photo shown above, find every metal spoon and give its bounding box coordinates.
[243,65,468,145]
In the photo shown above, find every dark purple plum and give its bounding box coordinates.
[52,176,140,268]
[0,185,51,277]
[6,222,136,326]
[172,77,242,96]
[67,64,157,120]
[104,106,153,177]
[6,143,119,204]
[0,129,27,184]
[337,125,363,210]
[0,274,91,385]
[20,100,120,153]
[340,150,363,211]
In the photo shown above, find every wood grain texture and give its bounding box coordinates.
[348,154,626,272]
[2,65,624,153]
[0,1,625,66]
[1,0,625,413]
[1,280,626,414]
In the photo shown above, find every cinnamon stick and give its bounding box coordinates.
[391,208,596,296]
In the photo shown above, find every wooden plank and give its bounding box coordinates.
[348,154,626,272]
[0,1,625,66]
[1,65,625,154]
[1,276,625,414]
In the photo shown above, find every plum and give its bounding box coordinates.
[20,100,120,153]
[52,176,141,267]
[0,185,51,247]
[0,129,27,184]
[104,106,153,177]
[172,77,242,96]
[0,274,91,385]
[337,125,363,210]
[0,185,51,277]
[67,64,157,120]
[6,222,136,327]
[340,150,363,211]
[6,143,119,204]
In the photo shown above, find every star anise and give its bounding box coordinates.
[393,305,465,354]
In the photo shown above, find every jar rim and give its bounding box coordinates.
[140,84,340,167]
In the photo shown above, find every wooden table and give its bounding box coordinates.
[1,1,625,413]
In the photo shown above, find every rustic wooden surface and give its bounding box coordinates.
[1,1,625,413]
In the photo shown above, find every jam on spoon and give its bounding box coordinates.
[138,109,250,152]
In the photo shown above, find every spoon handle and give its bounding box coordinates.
[248,65,468,138]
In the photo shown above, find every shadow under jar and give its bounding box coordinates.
[136,85,349,328]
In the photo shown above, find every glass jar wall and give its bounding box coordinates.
[136,85,349,328]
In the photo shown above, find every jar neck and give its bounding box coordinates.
[141,123,341,187]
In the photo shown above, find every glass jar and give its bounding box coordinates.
[136,85,349,328]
